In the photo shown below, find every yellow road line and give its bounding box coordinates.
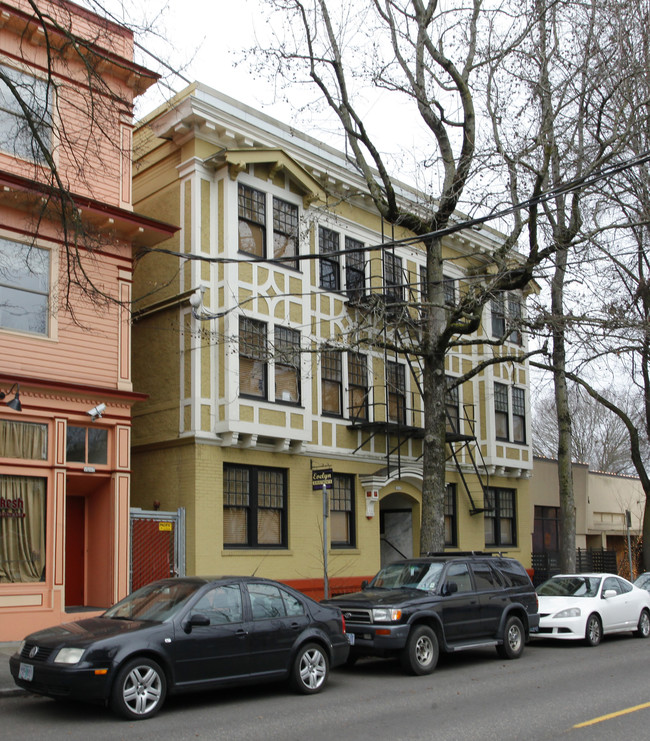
[573,701,650,728]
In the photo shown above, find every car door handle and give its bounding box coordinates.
[290,622,301,631]
[235,629,248,638]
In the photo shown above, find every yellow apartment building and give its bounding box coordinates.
[131,83,534,597]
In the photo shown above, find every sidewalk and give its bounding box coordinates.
[0,642,24,698]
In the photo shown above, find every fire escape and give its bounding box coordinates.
[346,242,491,516]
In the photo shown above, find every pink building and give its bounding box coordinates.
[0,0,176,640]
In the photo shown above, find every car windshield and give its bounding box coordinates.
[634,574,650,590]
[369,561,444,592]
[103,581,198,622]
[537,576,601,598]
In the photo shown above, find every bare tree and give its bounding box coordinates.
[241,0,650,557]
[533,386,643,475]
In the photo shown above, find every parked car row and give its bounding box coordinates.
[10,555,650,721]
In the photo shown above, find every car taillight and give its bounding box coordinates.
[341,614,346,633]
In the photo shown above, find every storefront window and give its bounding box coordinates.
[0,419,47,460]
[0,474,46,583]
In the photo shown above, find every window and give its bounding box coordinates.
[445,484,457,547]
[345,236,365,299]
[445,562,472,592]
[446,378,460,434]
[223,465,287,548]
[238,185,299,267]
[384,252,404,304]
[0,419,47,460]
[238,184,265,257]
[319,226,340,290]
[66,426,108,465]
[0,238,50,335]
[273,198,299,268]
[387,361,406,424]
[444,277,456,306]
[0,474,46,583]
[0,64,51,162]
[348,351,368,421]
[471,561,500,590]
[330,473,355,547]
[191,584,243,625]
[321,349,342,415]
[491,293,506,337]
[494,382,509,440]
[533,505,559,553]
[249,582,305,619]
[239,317,268,398]
[274,326,301,404]
[512,387,526,443]
[485,488,516,547]
[509,294,522,344]
[491,291,524,343]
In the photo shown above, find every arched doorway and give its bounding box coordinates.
[380,492,418,567]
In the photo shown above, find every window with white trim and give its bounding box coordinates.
[274,326,301,404]
[0,64,51,162]
[239,317,268,399]
[0,238,50,335]
[319,226,340,290]
[494,382,509,440]
[237,184,299,267]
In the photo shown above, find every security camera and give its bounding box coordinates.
[87,403,106,421]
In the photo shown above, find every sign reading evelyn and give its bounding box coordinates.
[312,468,333,491]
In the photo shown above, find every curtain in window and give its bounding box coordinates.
[0,419,47,459]
[0,475,46,583]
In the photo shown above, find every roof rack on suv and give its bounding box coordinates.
[424,551,503,557]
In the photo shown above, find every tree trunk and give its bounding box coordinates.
[552,246,576,572]
[420,236,448,555]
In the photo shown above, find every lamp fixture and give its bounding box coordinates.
[0,383,22,412]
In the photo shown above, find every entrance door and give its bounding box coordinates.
[65,496,85,607]
[381,509,413,567]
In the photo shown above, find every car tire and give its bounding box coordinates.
[635,609,650,638]
[290,643,329,694]
[110,657,167,720]
[584,613,602,647]
[496,615,525,660]
[400,625,439,675]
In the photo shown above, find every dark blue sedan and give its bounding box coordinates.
[10,576,349,720]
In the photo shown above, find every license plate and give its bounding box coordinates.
[347,633,355,645]
[19,663,34,682]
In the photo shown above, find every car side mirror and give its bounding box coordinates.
[361,580,368,590]
[182,612,210,633]
[603,589,617,599]
[442,581,458,596]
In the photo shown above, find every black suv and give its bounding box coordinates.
[324,553,539,675]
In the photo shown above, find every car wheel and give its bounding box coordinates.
[496,615,525,660]
[400,625,439,675]
[290,643,329,694]
[110,657,167,720]
[585,613,602,647]
[635,609,650,638]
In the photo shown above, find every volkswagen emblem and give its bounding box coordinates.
[28,646,39,659]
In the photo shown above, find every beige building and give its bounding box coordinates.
[130,83,536,597]
[530,456,644,580]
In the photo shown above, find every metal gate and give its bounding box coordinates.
[130,507,185,591]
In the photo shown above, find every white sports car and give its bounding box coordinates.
[535,573,650,646]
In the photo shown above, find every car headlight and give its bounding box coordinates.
[554,607,581,619]
[372,608,402,622]
[54,647,85,664]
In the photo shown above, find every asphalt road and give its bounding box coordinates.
[2,636,650,740]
